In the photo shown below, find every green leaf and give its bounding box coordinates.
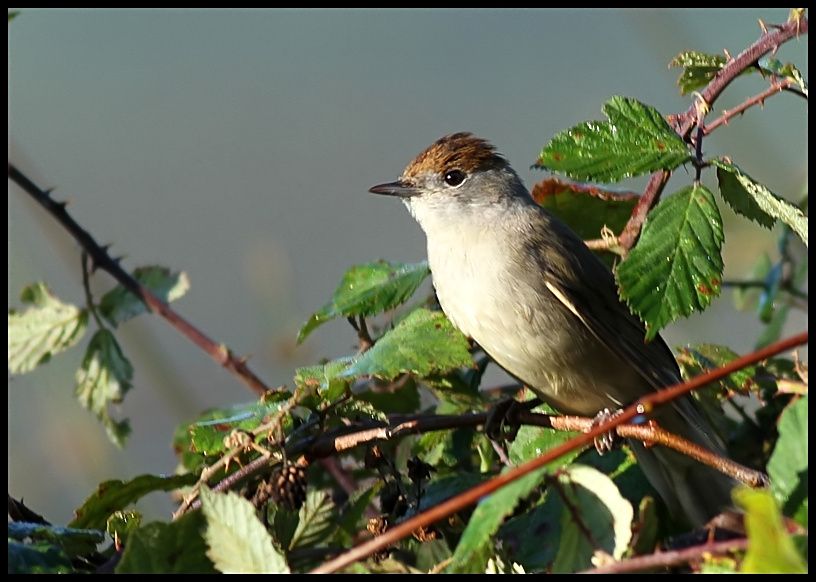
[714,161,808,247]
[767,397,808,527]
[70,473,197,530]
[9,10,20,22]
[200,487,290,574]
[536,96,690,183]
[357,376,421,414]
[499,497,562,571]
[447,425,581,573]
[616,184,724,340]
[551,465,634,573]
[8,282,88,374]
[333,487,379,546]
[74,329,134,446]
[530,178,638,241]
[178,396,293,456]
[116,511,218,574]
[669,51,727,95]
[340,308,471,381]
[289,490,337,550]
[106,510,142,544]
[297,260,430,343]
[294,357,353,400]
[7,540,73,574]
[7,522,104,558]
[734,487,807,574]
[98,266,190,326]
[447,472,543,574]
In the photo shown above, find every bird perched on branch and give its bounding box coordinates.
[370,132,736,527]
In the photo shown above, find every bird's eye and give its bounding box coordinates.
[443,169,466,187]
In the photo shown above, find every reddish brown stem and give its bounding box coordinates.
[582,537,748,573]
[618,171,670,252]
[310,331,807,573]
[704,78,795,135]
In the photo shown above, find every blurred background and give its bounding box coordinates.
[8,9,807,523]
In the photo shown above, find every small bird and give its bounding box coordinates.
[369,132,736,527]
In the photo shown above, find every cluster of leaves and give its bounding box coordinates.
[7,11,808,575]
[8,267,189,446]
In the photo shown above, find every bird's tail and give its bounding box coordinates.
[629,397,738,528]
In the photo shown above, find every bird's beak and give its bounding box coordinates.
[369,180,419,198]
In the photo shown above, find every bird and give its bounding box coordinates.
[369,132,736,527]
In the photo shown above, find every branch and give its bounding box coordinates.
[309,331,807,573]
[676,15,807,138]
[581,537,748,574]
[618,171,670,253]
[8,164,276,397]
[617,14,807,252]
[704,78,795,135]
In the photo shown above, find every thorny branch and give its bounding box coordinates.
[616,14,807,252]
[8,164,276,397]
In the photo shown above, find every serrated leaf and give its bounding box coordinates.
[7,522,105,558]
[669,51,727,95]
[340,308,471,381]
[447,425,580,573]
[616,184,724,340]
[552,465,634,573]
[530,178,638,241]
[8,282,88,374]
[734,487,807,574]
[7,540,73,574]
[298,260,430,343]
[767,397,808,527]
[70,473,197,530]
[714,161,808,246]
[98,266,190,326]
[74,329,134,446]
[536,97,690,183]
[289,490,336,550]
[116,511,218,574]
[200,487,289,574]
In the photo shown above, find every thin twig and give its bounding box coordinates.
[704,78,794,134]
[309,331,806,573]
[581,537,748,574]
[676,16,808,138]
[80,252,107,330]
[8,164,276,397]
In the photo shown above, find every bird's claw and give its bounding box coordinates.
[592,408,623,455]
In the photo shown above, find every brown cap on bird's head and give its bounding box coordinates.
[402,132,509,179]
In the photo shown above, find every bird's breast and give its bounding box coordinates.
[425,222,627,416]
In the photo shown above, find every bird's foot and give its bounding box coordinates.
[485,397,541,442]
[592,408,624,455]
